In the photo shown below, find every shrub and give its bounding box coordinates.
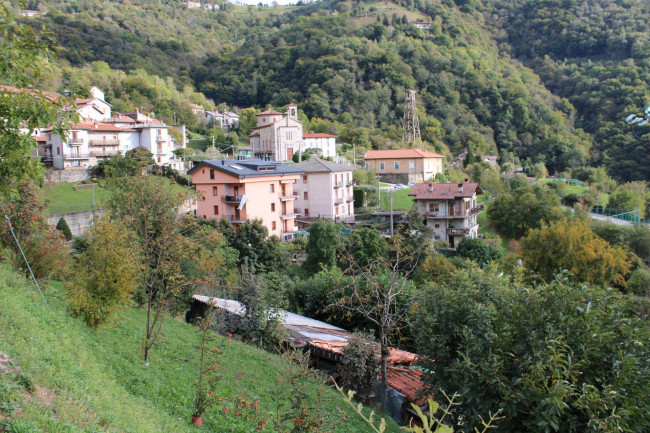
[338,332,377,405]
[67,217,140,328]
[56,217,73,241]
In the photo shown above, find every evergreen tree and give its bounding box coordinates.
[56,217,73,241]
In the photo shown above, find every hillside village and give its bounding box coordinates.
[1,1,650,432]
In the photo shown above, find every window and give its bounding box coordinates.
[409,160,415,169]
[303,175,308,184]
[213,206,219,215]
[270,184,275,193]
[272,221,276,230]
[303,192,308,200]
[209,169,215,179]
[304,209,309,216]
[379,162,385,170]
[435,223,439,228]
[213,187,218,196]
[335,207,339,215]
[56,147,60,155]
[428,203,439,212]
[365,162,369,170]
[72,160,80,167]
[271,203,276,212]
[394,161,400,169]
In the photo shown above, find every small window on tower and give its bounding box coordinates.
[213,187,218,196]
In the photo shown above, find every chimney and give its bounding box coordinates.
[222,160,225,165]
[135,108,139,114]
[428,183,433,192]
[458,183,463,193]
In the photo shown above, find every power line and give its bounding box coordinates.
[0,200,49,308]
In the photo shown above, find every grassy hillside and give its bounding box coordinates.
[0,263,398,432]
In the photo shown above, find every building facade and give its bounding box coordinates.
[293,158,354,222]
[364,149,444,183]
[408,182,483,248]
[249,104,303,162]
[188,159,303,241]
[302,132,337,159]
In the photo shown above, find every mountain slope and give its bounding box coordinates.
[0,264,395,432]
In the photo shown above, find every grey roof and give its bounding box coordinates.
[187,158,303,178]
[292,158,353,173]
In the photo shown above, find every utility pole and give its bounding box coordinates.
[377,176,381,209]
[390,187,394,237]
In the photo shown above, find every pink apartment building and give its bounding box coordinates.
[188,159,304,241]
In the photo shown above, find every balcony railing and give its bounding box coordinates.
[156,137,166,142]
[346,196,354,202]
[469,204,484,215]
[89,150,119,157]
[89,139,119,146]
[333,180,344,188]
[68,138,84,145]
[336,197,345,204]
[280,194,298,201]
[63,153,91,159]
[280,212,298,220]
[222,195,243,203]
[447,227,469,235]
[225,214,247,223]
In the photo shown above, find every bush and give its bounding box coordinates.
[56,217,73,241]
[338,332,377,405]
[67,217,140,329]
[627,268,650,296]
[353,188,365,208]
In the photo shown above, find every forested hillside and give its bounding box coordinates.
[17,0,650,180]
[482,0,650,181]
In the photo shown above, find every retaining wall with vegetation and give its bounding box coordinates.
[43,169,93,183]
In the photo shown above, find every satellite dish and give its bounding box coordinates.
[638,119,649,127]
[625,114,637,124]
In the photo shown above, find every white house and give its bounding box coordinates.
[249,104,303,162]
[302,131,337,159]
[293,158,354,222]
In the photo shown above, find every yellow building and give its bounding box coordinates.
[364,149,444,183]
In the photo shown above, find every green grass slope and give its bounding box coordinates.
[0,264,398,432]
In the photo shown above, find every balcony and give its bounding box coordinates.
[68,138,84,145]
[224,214,247,223]
[89,150,119,158]
[336,197,345,204]
[333,180,344,189]
[156,137,167,143]
[89,139,119,146]
[469,204,484,215]
[346,196,354,202]
[64,153,91,160]
[222,195,243,203]
[447,227,469,236]
[280,194,298,201]
[281,212,298,220]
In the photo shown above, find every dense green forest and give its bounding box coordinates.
[17,0,650,181]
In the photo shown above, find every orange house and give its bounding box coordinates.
[188,159,303,241]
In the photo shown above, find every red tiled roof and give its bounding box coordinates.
[303,132,336,138]
[33,136,46,142]
[364,149,444,160]
[106,114,137,123]
[385,367,432,406]
[69,122,138,132]
[408,182,483,200]
[307,340,417,363]
[0,85,62,102]
[257,109,282,116]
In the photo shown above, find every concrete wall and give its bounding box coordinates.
[43,169,93,183]
[47,209,105,238]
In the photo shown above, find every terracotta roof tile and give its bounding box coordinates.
[408,182,483,200]
[303,132,336,138]
[385,367,432,406]
[364,149,444,160]
[257,109,282,116]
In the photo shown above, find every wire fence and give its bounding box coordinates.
[590,206,649,224]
